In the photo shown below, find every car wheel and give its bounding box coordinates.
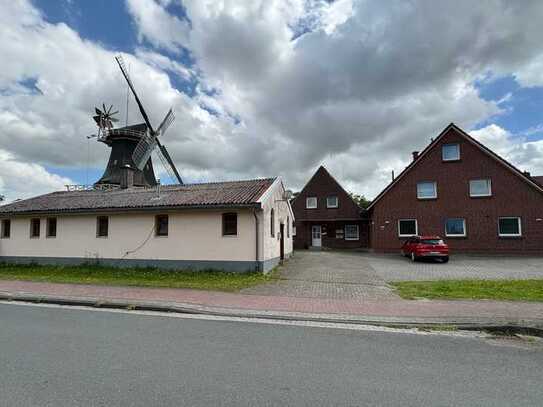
[411,252,417,262]
[442,256,449,263]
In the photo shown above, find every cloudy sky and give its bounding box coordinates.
[1,0,543,202]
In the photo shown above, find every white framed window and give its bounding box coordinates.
[442,143,460,161]
[292,226,296,236]
[417,181,437,199]
[398,219,418,237]
[345,225,359,240]
[445,218,466,237]
[326,196,338,208]
[469,179,492,197]
[306,197,317,209]
[498,217,522,237]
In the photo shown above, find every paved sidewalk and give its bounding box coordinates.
[1,280,542,328]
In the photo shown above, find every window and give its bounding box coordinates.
[498,217,521,237]
[46,217,57,238]
[420,238,445,245]
[469,179,492,197]
[292,225,296,236]
[30,218,40,238]
[1,219,10,238]
[155,215,169,237]
[417,182,437,199]
[345,225,359,240]
[287,216,290,238]
[222,212,237,236]
[326,196,338,208]
[96,216,108,238]
[442,143,460,161]
[398,219,417,237]
[445,218,466,237]
[270,209,275,237]
[306,197,317,209]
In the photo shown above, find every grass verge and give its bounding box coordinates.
[0,263,278,292]
[391,279,543,302]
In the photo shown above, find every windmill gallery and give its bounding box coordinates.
[0,55,294,273]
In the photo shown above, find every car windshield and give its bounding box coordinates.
[421,239,444,245]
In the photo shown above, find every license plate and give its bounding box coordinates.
[429,252,440,255]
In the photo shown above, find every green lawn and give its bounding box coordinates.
[0,263,276,292]
[391,279,543,302]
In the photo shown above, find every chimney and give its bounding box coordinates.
[412,151,419,161]
[391,170,395,181]
[120,164,135,189]
[523,171,531,177]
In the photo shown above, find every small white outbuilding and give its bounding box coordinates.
[0,178,293,273]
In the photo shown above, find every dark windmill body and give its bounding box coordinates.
[92,55,183,188]
[96,123,158,187]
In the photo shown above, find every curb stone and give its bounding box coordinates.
[1,291,542,336]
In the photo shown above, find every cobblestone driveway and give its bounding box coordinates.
[242,250,543,300]
[366,253,543,281]
[242,251,400,300]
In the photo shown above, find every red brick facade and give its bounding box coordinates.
[368,124,543,254]
[292,167,368,250]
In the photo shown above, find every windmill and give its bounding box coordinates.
[92,55,183,187]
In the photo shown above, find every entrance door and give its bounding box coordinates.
[311,225,322,247]
[280,224,285,261]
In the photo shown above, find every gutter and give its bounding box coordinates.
[0,203,262,218]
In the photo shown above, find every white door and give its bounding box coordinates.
[311,225,322,247]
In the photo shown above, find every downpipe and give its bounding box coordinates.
[253,209,260,272]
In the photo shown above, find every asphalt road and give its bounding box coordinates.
[1,303,542,407]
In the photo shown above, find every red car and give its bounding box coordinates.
[401,235,449,263]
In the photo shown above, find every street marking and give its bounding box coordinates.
[0,300,487,339]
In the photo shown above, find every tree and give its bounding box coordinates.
[349,192,371,209]
[0,195,4,202]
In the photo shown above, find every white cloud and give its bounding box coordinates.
[471,124,543,176]
[0,149,73,203]
[2,0,543,204]
[125,0,190,53]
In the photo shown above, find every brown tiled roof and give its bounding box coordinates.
[0,178,276,215]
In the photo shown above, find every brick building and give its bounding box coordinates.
[368,123,543,254]
[291,166,368,250]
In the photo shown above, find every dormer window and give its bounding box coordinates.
[326,196,338,208]
[442,143,460,161]
[306,197,317,209]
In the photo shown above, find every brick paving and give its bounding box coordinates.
[241,251,400,300]
[1,279,543,321]
[366,253,543,281]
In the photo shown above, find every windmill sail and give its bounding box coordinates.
[115,55,154,133]
[132,133,158,171]
[157,142,183,184]
[131,109,174,169]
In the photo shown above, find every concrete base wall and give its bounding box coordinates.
[0,256,266,273]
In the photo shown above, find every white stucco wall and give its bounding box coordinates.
[0,209,258,262]
[258,178,294,262]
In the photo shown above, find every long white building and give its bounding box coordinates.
[0,178,293,273]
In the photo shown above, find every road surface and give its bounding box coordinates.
[0,302,541,406]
